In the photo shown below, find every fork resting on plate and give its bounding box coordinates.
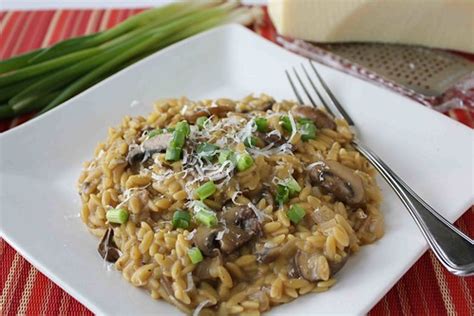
[286,60,474,277]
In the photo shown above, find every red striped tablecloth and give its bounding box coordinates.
[1,8,473,316]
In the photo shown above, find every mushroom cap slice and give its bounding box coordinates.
[291,106,337,130]
[309,160,365,205]
[293,250,330,282]
[193,226,221,257]
[98,228,121,263]
[184,105,233,123]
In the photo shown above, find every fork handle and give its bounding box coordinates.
[352,140,474,276]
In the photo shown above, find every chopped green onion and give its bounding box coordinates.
[196,181,216,200]
[287,204,306,224]
[255,117,268,132]
[166,127,175,133]
[275,184,290,205]
[175,120,190,136]
[165,147,182,161]
[147,128,162,138]
[300,121,316,141]
[236,152,254,171]
[188,247,204,264]
[218,149,235,165]
[196,116,207,129]
[195,204,218,227]
[285,177,301,196]
[172,209,191,229]
[279,116,292,132]
[244,136,258,148]
[170,131,186,149]
[106,208,129,224]
[297,117,313,125]
[197,142,219,159]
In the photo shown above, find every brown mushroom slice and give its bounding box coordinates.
[293,250,331,282]
[329,254,349,276]
[193,226,221,257]
[98,228,121,263]
[309,160,365,205]
[194,256,223,281]
[126,145,146,167]
[221,206,262,237]
[184,105,233,123]
[291,105,336,130]
[142,133,172,153]
[255,131,286,147]
[256,239,297,264]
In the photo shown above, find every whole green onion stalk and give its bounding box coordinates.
[0,1,260,119]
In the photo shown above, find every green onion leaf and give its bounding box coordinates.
[196,116,207,129]
[285,177,301,196]
[172,209,191,229]
[106,208,129,224]
[279,116,292,132]
[194,202,218,227]
[197,142,219,159]
[218,149,235,165]
[147,128,162,138]
[255,117,268,132]
[287,204,306,224]
[300,121,316,141]
[175,120,190,136]
[236,152,254,171]
[165,147,182,161]
[188,247,204,264]
[196,181,217,200]
[275,184,290,206]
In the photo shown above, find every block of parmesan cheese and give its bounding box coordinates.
[268,0,474,53]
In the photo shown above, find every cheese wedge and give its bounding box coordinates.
[268,0,474,53]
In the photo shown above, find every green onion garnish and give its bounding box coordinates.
[188,247,204,264]
[236,152,254,171]
[147,128,162,138]
[244,136,258,148]
[279,115,292,132]
[287,204,306,224]
[196,181,216,200]
[195,209,218,227]
[165,147,182,161]
[196,116,207,129]
[275,184,290,205]
[285,177,301,196]
[255,117,268,132]
[170,130,186,148]
[300,121,316,141]
[172,209,191,229]
[218,149,235,165]
[106,208,129,224]
[197,142,219,159]
[175,120,190,136]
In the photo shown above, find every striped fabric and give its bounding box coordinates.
[0,8,473,316]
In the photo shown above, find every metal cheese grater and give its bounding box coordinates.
[278,37,474,104]
[319,43,474,98]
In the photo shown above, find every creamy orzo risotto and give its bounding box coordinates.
[78,94,384,315]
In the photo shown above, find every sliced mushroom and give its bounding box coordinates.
[142,133,172,153]
[329,254,349,276]
[256,239,297,264]
[219,225,253,254]
[126,133,172,168]
[221,206,262,237]
[184,105,233,123]
[194,256,223,280]
[292,250,330,282]
[309,160,365,205]
[291,106,336,130]
[256,131,286,147]
[193,226,221,257]
[98,228,121,263]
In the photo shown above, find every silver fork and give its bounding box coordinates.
[286,60,474,277]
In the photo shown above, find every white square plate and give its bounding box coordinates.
[1,24,473,315]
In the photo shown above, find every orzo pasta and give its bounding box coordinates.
[78,94,383,315]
